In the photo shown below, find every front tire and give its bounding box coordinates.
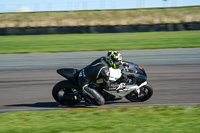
[125,82,153,102]
[52,80,81,105]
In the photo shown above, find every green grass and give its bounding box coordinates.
[0,106,200,133]
[0,30,200,54]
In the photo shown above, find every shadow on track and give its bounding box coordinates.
[4,101,130,109]
[4,102,95,108]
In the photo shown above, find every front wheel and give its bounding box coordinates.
[52,80,81,105]
[125,82,153,102]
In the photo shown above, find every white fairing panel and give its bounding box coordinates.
[109,67,122,81]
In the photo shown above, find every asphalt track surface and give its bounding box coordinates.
[0,48,200,112]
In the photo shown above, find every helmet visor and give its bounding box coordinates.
[115,60,122,65]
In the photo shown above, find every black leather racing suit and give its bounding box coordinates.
[78,57,119,106]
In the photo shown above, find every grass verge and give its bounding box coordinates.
[0,30,200,54]
[0,6,200,27]
[0,105,200,133]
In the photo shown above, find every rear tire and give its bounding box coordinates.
[52,80,81,105]
[125,82,153,102]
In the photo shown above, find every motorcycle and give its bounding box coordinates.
[52,61,153,106]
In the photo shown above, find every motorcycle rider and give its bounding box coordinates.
[78,50,126,106]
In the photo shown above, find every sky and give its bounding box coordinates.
[0,0,200,13]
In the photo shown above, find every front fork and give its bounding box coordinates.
[134,81,148,95]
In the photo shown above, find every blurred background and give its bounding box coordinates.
[1,0,200,13]
[0,0,200,28]
[0,2,200,131]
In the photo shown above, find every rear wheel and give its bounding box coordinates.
[52,80,81,105]
[125,82,153,102]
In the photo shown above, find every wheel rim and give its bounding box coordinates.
[129,86,150,101]
[57,88,66,101]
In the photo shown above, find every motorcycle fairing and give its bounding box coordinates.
[104,81,147,97]
[57,68,78,83]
